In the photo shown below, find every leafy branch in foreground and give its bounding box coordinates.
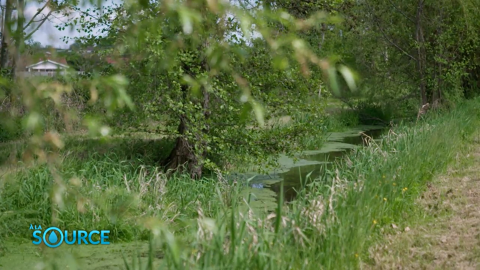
[61,0,358,178]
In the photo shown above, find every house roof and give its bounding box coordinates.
[26,59,69,69]
[105,56,130,64]
[19,51,69,69]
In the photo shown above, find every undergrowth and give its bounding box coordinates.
[0,156,231,242]
[0,98,479,269]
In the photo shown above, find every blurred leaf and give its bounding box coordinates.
[25,112,43,132]
[338,65,357,93]
[239,16,252,40]
[178,7,194,35]
[83,116,102,136]
[162,229,180,266]
[327,67,340,97]
[251,100,265,127]
[183,75,201,96]
[44,132,65,149]
[273,56,289,70]
[206,0,219,13]
[239,102,252,122]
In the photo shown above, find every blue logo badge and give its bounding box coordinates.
[30,225,110,248]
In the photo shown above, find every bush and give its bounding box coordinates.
[0,114,23,142]
[355,102,394,125]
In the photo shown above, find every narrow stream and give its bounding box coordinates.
[233,125,385,212]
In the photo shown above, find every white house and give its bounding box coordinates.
[26,59,69,72]
[16,51,80,77]
[23,59,69,77]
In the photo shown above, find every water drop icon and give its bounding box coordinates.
[42,227,64,248]
[48,231,58,244]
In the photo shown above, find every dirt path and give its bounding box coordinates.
[367,136,480,269]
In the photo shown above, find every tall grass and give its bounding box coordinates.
[0,154,231,242]
[1,99,479,269]
[130,99,479,269]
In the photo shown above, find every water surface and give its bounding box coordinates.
[235,125,385,212]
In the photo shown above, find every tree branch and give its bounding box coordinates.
[24,9,54,40]
[393,92,417,102]
[23,0,52,30]
[388,0,415,23]
[374,19,417,62]
[364,0,417,62]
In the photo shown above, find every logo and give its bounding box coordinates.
[30,225,110,248]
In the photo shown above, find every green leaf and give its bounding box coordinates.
[327,67,340,97]
[250,100,265,127]
[239,16,251,40]
[239,102,252,122]
[182,75,201,96]
[273,56,289,70]
[338,65,357,93]
[25,112,42,132]
[178,7,193,34]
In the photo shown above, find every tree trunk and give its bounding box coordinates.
[163,47,213,179]
[164,72,211,179]
[0,0,13,70]
[415,0,428,105]
[12,0,25,80]
[434,7,444,106]
[164,112,204,179]
[164,81,202,179]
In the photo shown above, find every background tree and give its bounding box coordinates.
[268,0,480,113]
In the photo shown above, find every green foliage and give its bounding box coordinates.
[115,98,479,270]
[354,102,395,125]
[334,109,359,127]
[0,113,23,142]
[269,0,480,112]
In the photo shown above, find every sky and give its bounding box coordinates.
[15,0,258,48]
[24,3,82,48]
[28,13,81,48]
[16,0,114,48]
